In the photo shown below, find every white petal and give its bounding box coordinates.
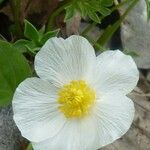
[92,93,135,148]
[35,35,96,87]
[92,50,139,95]
[32,116,99,150]
[31,93,134,150]
[12,77,67,142]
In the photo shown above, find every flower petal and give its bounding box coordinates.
[32,116,99,150]
[12,77,67,142]
[32,93,134,150]
[93,50,139,95]
[35,35,96,87]
[92,93,134,148]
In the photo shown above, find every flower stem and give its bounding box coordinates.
[81,22,97,36]
[96,0,139,47]
[9,0,22,38]
[84,35,105,52]
[26,143,33,150]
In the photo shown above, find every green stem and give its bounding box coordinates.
[96,0,139,47]
[81,22,97,36]
[81,0,132,36]
[9,0,22,37]
[145,0,150,20]
[84,35,105,51]
[46,2,71,32]
[26,143,33,150]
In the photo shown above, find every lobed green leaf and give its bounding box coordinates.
[65,5,75,21]
[100,0,114,7]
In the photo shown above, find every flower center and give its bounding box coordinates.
[58,80,95,118]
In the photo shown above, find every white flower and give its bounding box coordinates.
[12,35,139,150]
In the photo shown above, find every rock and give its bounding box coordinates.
[121,0,150,69]
[0,106,25,150]
[66,12,81,36]
[79,22,102,41]
[147,70,150,82]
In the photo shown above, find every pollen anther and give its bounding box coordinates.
[58,80,95,118]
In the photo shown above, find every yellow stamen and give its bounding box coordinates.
[58,80,95,118]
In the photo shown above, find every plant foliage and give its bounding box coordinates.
[13,20,59,54]
[0,40,32,106]
[65,0,113,22]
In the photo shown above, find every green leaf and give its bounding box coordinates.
[77,1,87,17]
[0,40,32,106]
[24,20,40,43]
[0,0,5,4]
[85,1,100,12]
[40,29,60,45]
[26,143,33,150]
[88,11,100,23]
[39,25,46,35]
[25,41,40,54]
[99,6,111,16]
[100,0,113,7]
[65,5,75,21]
[13,39,30,53]
[38,25,46,39]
